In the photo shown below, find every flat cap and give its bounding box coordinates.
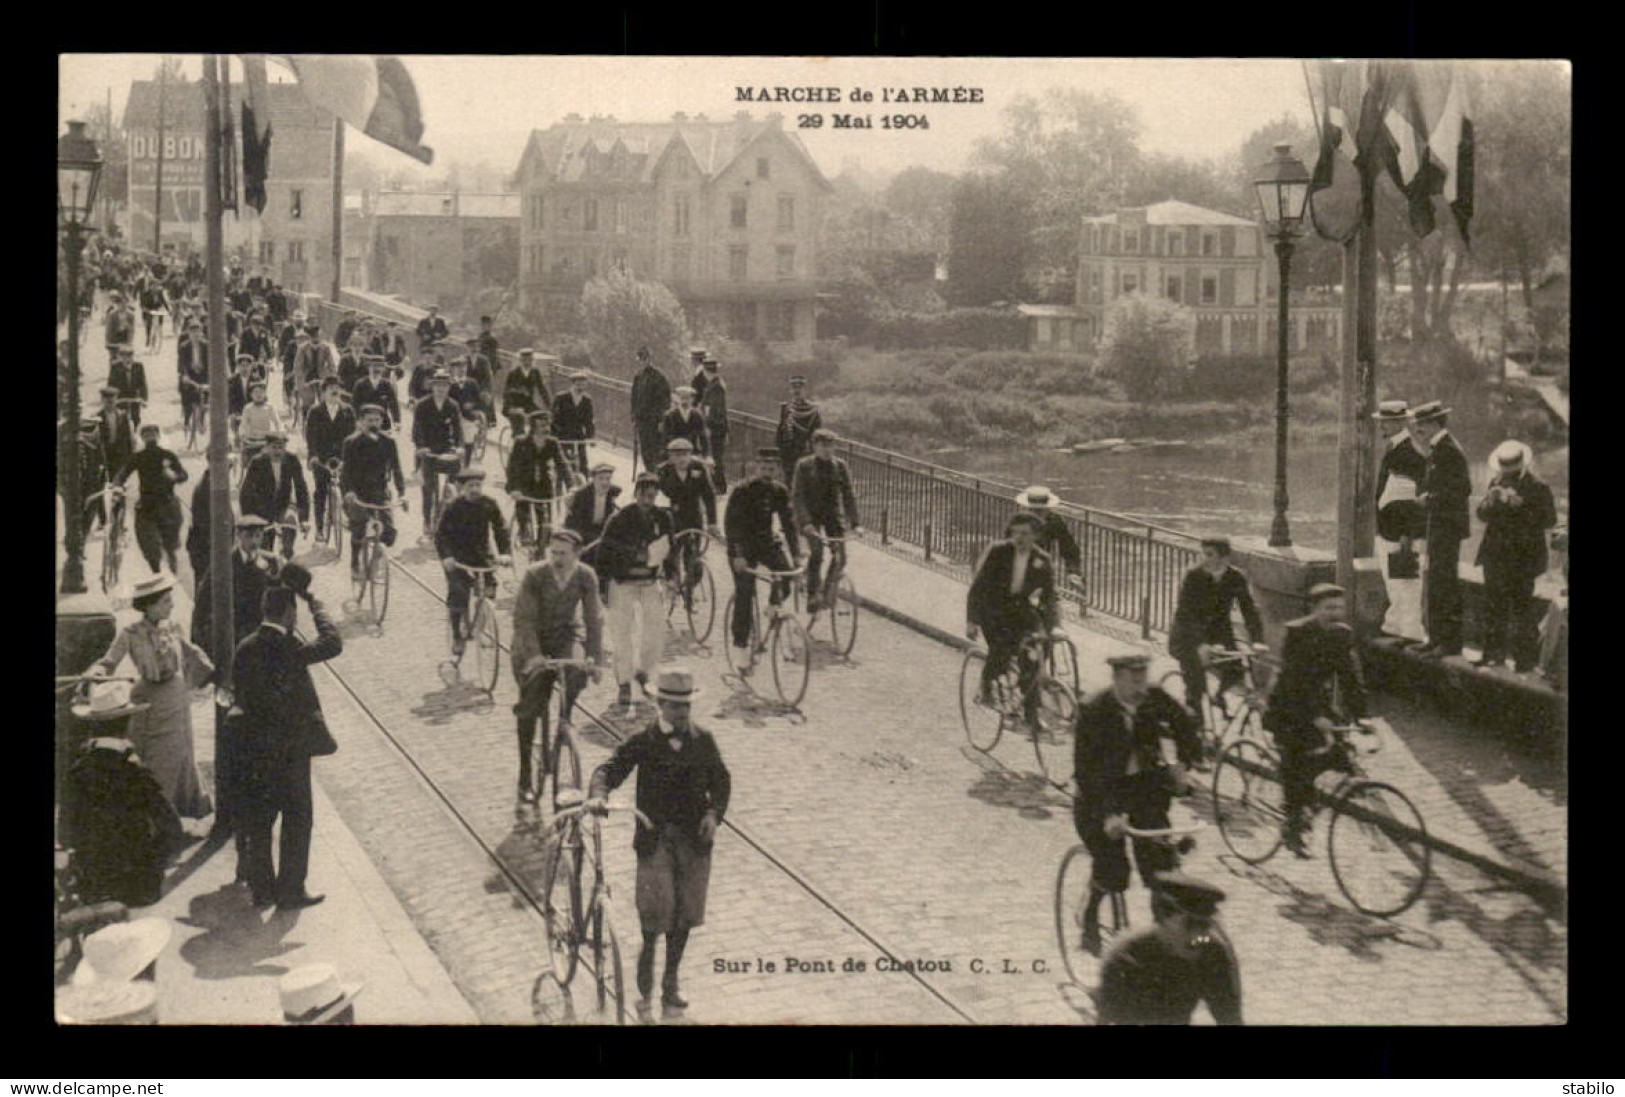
[590,462,616,475]
[1308,582,1346,603]
[358,403,386,416]
[811,428,837,443]
[452,468,487,482]
[138,422,160,435]
[634,471,660,488]
[1150,871,1226,916]
[666,437,695,452]
[1106,652,1150,670]
[263,431,289,443]
[235,513,270,529]
[755,447,781,461]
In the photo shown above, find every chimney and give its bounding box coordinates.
[734,110,752,122]
[564,112,583,122]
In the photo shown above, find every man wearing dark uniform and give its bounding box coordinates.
[774,374,821,485]
[340,405,408,582]
[1096,872,1243,1026]
[550,370,596,477]
[1409,401,1472,657]
[565,463,621,600]
[723,448,801,671]
[108,347,149,429]
[415,305,449,351]
[1167,537,1266,721]
[434,469,511,657]
[630,346,672,476]
[1474,440,1557,671]
[657,437,720,595]
[687,347,709,403]
[352,358,401,432]
[238,431,311,558]
[697,356,730,493]
[94,387,135,531]
[114,422,187,575]
[1072,652,1203,955]
[1262,583,1370,856]
[966,513,1056,721]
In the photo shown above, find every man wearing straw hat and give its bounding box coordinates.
[1475,439,1557,671]
[1408,401,1473,657]
[588,667,731,1022]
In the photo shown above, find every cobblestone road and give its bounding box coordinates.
[68,325,1566,1025]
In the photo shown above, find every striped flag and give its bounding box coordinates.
[281,55,434,165]
[240,55,274,214]
[1308,60,1395,244]
[1382,62,1475,243]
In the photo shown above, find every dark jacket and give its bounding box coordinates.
[60,740,182,907]
[598,502,675,582]
[724,475,799,560]
[1169,565,1264,657]
[412,394,463,456]
[631,364,673,430]
[1263,615,1368,732]
[107,358,148,403]
[698,372,729,441]
[657,459,718,530]
[1035,512,1081,574]
[967,540,1057,633]
[1097,928,1243,1026]
[790,454,860,531]
[191,549,274,652]
[415,315,449,348]
[352,375,401,430]
[506,435,574,499]
[239,451,311,524]
[502,366,550,419]
[231,602,344,764]
[304,401,358,465]
[435,494,511,567]
[1073,686,1202,816]
[1421,430,1473,540]
[589,724,731,858]
[339,430,406,504]
[97,408,136,478]
[565,483,621,546]
[660,406,709,458]
[1475,469,1557,578]
[775,400,821,466]
[550,391,595,441]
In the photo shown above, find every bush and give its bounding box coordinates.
[1099,293,1197,402]
[578,269,690,380]
[1188,354,1276,400]
[866,307,1027,351]
[945,351,1106,396]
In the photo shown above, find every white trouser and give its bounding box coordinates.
[609,579,666,684]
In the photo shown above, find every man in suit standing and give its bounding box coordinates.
[697,356,730,493]
[687,347,709,402]
[966,512,1057,724]
[415,304,449,351]
[232,575,343,909]
[1408,401,1473,657]
[239,431,311,559]
[630,347,672,476]
[1262,583,1370,856]
[1475,440,1558,671]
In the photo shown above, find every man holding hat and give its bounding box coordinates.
[1263,583,1370,856]
[502,348,551,439]
[660,385,710,460]
[724,448,802,670]
[434,469,511,658]
[1014,485,1082,583]
[587,666,731,1021]
[775,374,822,485]
[107,346,148,429]
[1475,440,1557,670]
[1168,536,1266,721]
[550,369,596,477]
[505,410,577,548]
[341,405,408,583]
[791,428,861,622]
[413,370,466,522]
[565,463,622,599]
[1095,871,1243,1025]
[599,471,677,708]
[697,356,729,493]
[1408,401,1473,657]
[630,346,672,476]
[113,422,187,576]
[239,430,311,559]
[1072,650,1203,955]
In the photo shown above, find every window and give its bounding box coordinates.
[614,199,626,235]
[1121,271,1139,296]
[258,240,275,264]
[757,157,771,179]
[1088,266,1103,303]
[287,241,305,263]
[776,245,795,277]
[583,198,598,232]
[777,194,795,232]
[671,246,691,280]
[1201,273,1218,304]
[768,302,794,341]
[729,245,748,280]
[533,195,546,230]
[674,195,690,237]
[1166,276,1181,301]
[560,254,573,273]
[730,194,748,229]
[728,302,756,341]
[613,249,628,272]
[290,189,303,219]
[1201,231,1216,257]
[1124,229,1138,253]
[1169,233,1184,257]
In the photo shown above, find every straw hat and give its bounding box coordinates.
[56,981,158,1025]
[1371,400,1410,422]
[279,964,365,1025]
[72,680,150,722]
[1014,485,1057,509]
[122,573,177,604]
[654,667,702,703]
[1490,439,1533,475]
[71,919,172,986]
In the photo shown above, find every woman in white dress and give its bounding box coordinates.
[91,573,215,823]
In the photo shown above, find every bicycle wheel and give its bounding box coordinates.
[496,425,512,467]
[508,512,534,586]
[367,541,391,626]
[1053,845,1096,989]
[1032,679,1078,788]
[827,572,858,657]
[550,727,581,812]
[1056,637,1081,696]
[1328,780,1431,918]
[328,493,344,559]
[472,598,500,694]
[100,520,122,594]
[541,822,582,987]
[770,615,812,707]
[1211,739,1286,865]
[959,650,1004,753]
[1227,702,1268,749]
[684,559,716,645]
[592,906,626,1024]
[185,407,199,451]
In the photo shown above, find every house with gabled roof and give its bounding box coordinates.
[514,110,833,367]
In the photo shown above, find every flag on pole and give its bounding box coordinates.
[1381,62,1475,243]
[240,54,274,215]
[1309,60,1393,244]
[280,55,433,165]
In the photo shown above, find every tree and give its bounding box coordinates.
[882,166,956,255]
[1126,152,1240,216]
[946,174,1028,306]
[578,268,690,378]
[1099,291,1197,402]
[463,223,517,295]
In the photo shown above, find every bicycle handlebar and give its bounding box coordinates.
[747,565,805,580]
[509,493,555,506]
[449,562,500,575]
[1122,821,1208,839]
[352,498,407,511]
[551,803,655,831]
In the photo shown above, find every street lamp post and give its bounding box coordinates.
[58,120,104,595]
[1254,142,1311,549]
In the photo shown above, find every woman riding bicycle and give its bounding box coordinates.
[1072,652,1204,956]
[966,512,1056,724]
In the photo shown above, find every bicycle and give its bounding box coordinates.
[420,451,462,539]
[115,397,146,431]
[959,629,1081,787]
[800,531,859,658]
[315,458,344,557]
[505,492,556,588]
[464,408,491,465]
[84,487,127,594]
[1054,820,1209,989]
[1159,646,1273,759]
[265,515,302,562]
[182,383,209,452]
[439,561,502,694]
[665,528,717,645]
[533,793,652,1025]
[346,498,405,628]
[723,564,812,707]
[1210,719,1431,917]
[519,657,598,809]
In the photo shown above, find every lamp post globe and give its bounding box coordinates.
[1253,142,1311,549]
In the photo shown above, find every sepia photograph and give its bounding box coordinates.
[52,54,1568,1029]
